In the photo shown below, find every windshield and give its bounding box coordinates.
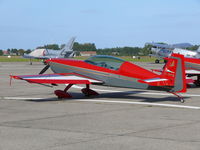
[84,55,125,70]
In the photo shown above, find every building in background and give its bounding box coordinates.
[80,51,97,56]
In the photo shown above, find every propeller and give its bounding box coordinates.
[39,64,50,74]
[38,64,58,86]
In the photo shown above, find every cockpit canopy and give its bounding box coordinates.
[84,55,125,70]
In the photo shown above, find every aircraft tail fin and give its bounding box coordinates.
[161,53,186,93]
[59,37,76,57]
[197,46,200,53]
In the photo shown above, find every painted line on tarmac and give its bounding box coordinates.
[78,99,200,110]
[1,97,200,110]
[72,85,200,97]
[2,97,42,100]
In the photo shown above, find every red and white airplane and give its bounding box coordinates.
[183,57,200,86]
[11,54,187,102]
[152,57,200,86]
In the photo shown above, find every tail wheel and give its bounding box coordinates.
[180,98,185,103]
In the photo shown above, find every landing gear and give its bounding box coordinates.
[155,59,160,64]
[29,58,32,65]
[81,84,99,97]
[54,84,73,99]
[169,92,185,103]
[194,75,200,87]
[180,98,185,103]
[54,90,72,99]
[54,84,99,99]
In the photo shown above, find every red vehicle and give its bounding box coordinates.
[11,54,187,102]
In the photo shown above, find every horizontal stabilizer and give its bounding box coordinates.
[139,77,169,83]
[138,77,169,86]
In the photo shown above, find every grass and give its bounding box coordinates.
[0,56,41,62]
[0,55,163,63]
[120,56,158,62]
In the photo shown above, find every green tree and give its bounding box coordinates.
[18,49,25,55]
[7,49,11,55]
[187,45,199,51]
[139,45,151,56]
[25,49,32,54]
[0,50,3,56]
[37,44,60,50]
[96,47,142,56]
[11,49,18,55]
[73,42,96,51]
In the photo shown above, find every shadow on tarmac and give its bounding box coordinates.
[25,90,190,103]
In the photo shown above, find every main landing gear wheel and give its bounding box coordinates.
[54,84,73,99]
[54,84,99,99]
[81,84,99,97]
[155,59,160,63]
[54,90,72,99]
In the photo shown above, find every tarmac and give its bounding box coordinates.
[1,61,200,150]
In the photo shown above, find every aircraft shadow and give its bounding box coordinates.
[94,91,190,103]
[25,90,189,103]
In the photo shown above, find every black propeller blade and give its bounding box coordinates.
[39,65,50,74]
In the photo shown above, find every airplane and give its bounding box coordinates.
[11,53,187,103]
[151,47,200,64]
[145,43,200,86]
[151,56,200,87]
[145,42,193,50]
[145,42,198,63]
[23,37,76,65]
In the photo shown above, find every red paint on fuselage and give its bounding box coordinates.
[46,58,158,80]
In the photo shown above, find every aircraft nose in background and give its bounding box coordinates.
[151,48,158,53]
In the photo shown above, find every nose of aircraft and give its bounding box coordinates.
[151,48,159,53]
[42,49,47,56]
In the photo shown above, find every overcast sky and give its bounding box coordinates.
[0,0,200,50]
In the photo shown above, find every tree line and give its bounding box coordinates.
[1,42,199,56]
[0,48,31,56]
[35,42,149,56]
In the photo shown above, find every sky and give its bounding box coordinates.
[0,0,200,50]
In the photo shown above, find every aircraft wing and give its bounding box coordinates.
[10,73,103,85]
[23,54,50,59]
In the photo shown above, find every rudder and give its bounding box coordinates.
[161,53,186,93]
